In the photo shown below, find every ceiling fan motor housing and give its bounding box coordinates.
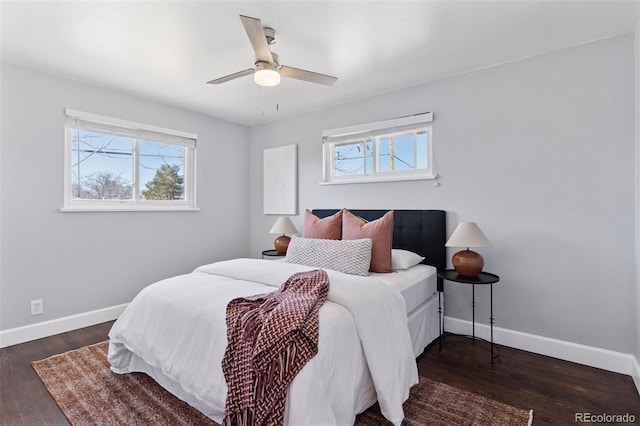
[255,61,278,73]
[263,27,276,45]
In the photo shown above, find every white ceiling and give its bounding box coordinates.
[1,1,638,126]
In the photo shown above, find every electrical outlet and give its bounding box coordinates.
[30,299,43,316]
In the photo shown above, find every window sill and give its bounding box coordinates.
[60,205,200,213]
[320,174,437,186]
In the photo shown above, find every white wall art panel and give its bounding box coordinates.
[263,144,297,214]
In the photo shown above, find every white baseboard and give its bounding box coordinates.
[444,316,640,390]
[0,304,128,348]
[631,356,640,396]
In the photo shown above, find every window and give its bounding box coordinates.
[322,113,434,184]
[63,109,197,211]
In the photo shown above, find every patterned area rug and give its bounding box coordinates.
[32,341,533,426]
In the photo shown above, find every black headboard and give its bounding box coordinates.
[311,209,447,275]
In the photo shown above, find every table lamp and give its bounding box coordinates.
[445,222,491,277]
[269,216,298,254]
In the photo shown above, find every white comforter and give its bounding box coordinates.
[108,259,418,425]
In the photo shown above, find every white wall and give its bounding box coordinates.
[249,34,636,354]
[0,63,250,331]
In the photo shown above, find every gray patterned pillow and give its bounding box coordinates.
[285,236,372,276]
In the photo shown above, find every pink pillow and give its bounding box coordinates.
[301,209,342,239]
[342,209,394,273]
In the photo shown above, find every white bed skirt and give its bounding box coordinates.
[407,290,442,357]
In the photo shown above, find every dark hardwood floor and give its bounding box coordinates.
[1,323,638,425]
[1,321,114,425]
[419,334,640,425]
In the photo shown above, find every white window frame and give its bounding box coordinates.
[62,109,198,212]
[321,113,435,185]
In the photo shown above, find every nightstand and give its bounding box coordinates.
[437,269,500,363]
[261,249,286,260]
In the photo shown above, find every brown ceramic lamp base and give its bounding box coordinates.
[274,235,291,254]
[452,249,484,277]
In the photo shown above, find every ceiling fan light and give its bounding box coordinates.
[254,68,280,86]
[254,62,280,86]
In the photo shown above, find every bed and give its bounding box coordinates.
[108,209,446,426]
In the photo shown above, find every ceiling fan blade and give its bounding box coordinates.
[240,15,274,64]
[280,65,338,86]
[206,68,254,85]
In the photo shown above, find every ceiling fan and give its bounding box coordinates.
[206,15,337,87]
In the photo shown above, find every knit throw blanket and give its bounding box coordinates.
[221,269,329,426]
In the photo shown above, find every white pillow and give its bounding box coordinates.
[391,249,425,270]
[285,236,372,276]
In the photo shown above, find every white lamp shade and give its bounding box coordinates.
[269,216,298,235]
[445,222,491,248]
[254,68,280,87]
